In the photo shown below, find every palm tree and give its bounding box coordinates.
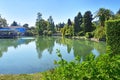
[95,8,113,27]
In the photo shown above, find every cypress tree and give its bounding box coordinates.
[74,12,82,35]
[83,11,93,33]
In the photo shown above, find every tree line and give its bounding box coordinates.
[36,13,55,36]
[35,8,120,40]
[1,8,120,39]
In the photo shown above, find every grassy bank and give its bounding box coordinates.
[0,73,43,80]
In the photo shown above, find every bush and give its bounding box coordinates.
[47,31,53,36]
[106,20,120,54]
[43,50,120,80]
[78,31,84,36]
[94,26,106,40]
[43,30,48,36]
[24,30,34,36]
[85,32,93,38]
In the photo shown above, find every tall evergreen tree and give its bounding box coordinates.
[74,12,83,35]
[11,21,18,26]
[36,13,48,35]
[23,23,29,29]
[83,11,93,33]
[36,12,42,22]
[47,16,55,32]
[56,23,65,31]
[67,18,72,26]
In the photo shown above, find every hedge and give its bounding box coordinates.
[106,19,120,54]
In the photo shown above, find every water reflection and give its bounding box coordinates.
[0,37,106,74]
[0,37,106,59]
[36,37,55,58]
[36,37,106,59]
[0,38,35,58]
[56,37,106,59]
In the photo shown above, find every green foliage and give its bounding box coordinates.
[96,8,113,27]
[24,30,34,36]
[47,31,53,36]
[23,24,29,29]
[65,26,74,37]
[56,23,65,31]
[11,21,18,26]
[85,32,94,38]
[43,30,48,36]
[60,19,74,37]
[43,51,120,80]
[36,19,48,35]
[47,16,55,32]
[0,17,7,27]
[106,19,120,54]
[83,11,93,33]
[114,14,120,19]
[78,31,84,36]
[67,18,72,26]
[61,25,74,37]
[94,26,106,40]
[61,28,65,36]
[74,12,83,35]
[114,9,120,19]
[36,37,55,58]
[36,14,55,36]
[24,27,37,36]
[43,30,53,36]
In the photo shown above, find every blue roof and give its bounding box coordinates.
[16,28,26,33]
[0,27,26,33]
[0,28,14,31]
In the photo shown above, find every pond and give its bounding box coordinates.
[0,36,106,74]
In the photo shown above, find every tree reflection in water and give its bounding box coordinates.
[36,36,55,58]
[36,36,106,60]
[0,38,35,58]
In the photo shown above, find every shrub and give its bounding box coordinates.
[85,32,93,38]
[78,31,84,36]
[43,30,48,36]
[24,30,34,36]
[43,50,120,80]
[94,26,106,40]
[106,19,120,54]
[47,30,53,36]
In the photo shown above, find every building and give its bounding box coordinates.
[9,26,26,36]
[0,26,26,38]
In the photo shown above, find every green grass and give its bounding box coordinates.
[0,73,43,80]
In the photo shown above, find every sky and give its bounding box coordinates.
[0,0,120,26]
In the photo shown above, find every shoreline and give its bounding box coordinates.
[71,36,101,42]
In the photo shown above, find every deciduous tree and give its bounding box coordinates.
[0,16,8,27]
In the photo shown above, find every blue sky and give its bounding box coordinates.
[0,0,120,26]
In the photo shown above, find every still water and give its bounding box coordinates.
[0,37,106,74]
